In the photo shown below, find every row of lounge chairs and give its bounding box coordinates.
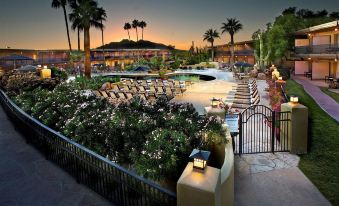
[122,79,192,88]
[93,90,167,104]
[225,79,260,109]
[93,78,190,104]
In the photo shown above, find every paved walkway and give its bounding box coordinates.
[235,153,331,206]
[0,106,113,206]
[294,76,339,122]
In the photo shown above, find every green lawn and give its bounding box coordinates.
[320,87,339,103]
[286,80,339,205]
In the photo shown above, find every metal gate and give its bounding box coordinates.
[234,105,291,155]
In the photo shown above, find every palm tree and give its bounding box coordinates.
[69,0,106,78]
[203,29,220,61]
[139,21,147,40]
[221,18,243,65]
[132,19,139,41]
[124,23,132,40]
[51,0,72,52]
[97,7,107,66]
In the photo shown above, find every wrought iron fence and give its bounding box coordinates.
[0,89,176,206]
[234,105,291,155]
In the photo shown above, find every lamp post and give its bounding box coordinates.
[189,149,211,171]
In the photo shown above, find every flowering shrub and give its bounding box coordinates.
[266,79,283,111]
[131,129,189,181]
[11,80,227,185]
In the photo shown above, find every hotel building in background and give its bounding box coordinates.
[0,46,172,70]
[214,40,256,64]
[292,20,339,80]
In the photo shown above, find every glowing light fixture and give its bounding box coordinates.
[290,95,299,104]
[210,97,220,108]
[189,149,210,171]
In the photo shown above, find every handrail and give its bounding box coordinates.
[0,89,176,206]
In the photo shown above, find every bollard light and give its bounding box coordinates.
[210,97,220,108]
[189,149,210,171]
[290,95,299,104]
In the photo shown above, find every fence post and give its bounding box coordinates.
[281,102,308,154]
[271,111,275,153]
[238,114,242,155]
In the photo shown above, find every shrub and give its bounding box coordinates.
[0,70,61,95]
[131,129,190,181]
[11,81,227,184]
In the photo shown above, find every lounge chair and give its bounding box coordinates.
[93,90,102,97]
[100,91,109,98]
[125,92,134,100]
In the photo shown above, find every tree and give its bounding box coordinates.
[139,21,147,40]
[51,0,72,52]
[330,12,339,19]
[132,19,139,41]
[124,23,132,40]
[203,29,220,61]
[282,7,296,15]
[221,18,243,66]
[69,0,106,78]
[98,7,107,66]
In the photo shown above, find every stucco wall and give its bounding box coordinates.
[312,62,329,79]
[295,39,309,47]
[295,61,309,75]
[312,35,330,45]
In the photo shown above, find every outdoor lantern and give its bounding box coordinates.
[272,68,280,80]
[290,95,299,104]
[41,67,51,79]
[189,149,211,171]
[210,97,220,108]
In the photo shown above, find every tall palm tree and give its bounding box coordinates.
[97,7,107,66]
[221,18,243,65]
[203,29,220,61]
[132,19,139,41]
[124,23,132,40]
[69,0,106,78]
[52,0,72,52]
[139,21,147,40]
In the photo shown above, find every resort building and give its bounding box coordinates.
[0,49,69,70]
[91,48,171,68]
[0,44,172,70]
[214,40,256,64]
[292,20,339,80]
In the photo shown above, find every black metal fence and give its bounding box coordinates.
[235,105,291,155]
[0,89,176,206]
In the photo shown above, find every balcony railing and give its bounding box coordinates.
[35,58,69,64]
[216,49,254,56]
[295,44,339,54]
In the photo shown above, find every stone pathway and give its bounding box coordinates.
[294,76,339,122]
[0,106,113,206]
[235,153,300,176]
[235,153,331,206]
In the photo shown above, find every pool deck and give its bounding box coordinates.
[172,70,236,114]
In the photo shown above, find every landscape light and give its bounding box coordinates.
[290,95,299,104]
[189,149,210,171]
[210,97,220,108]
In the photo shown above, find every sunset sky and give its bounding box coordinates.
[0,0,336,50]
